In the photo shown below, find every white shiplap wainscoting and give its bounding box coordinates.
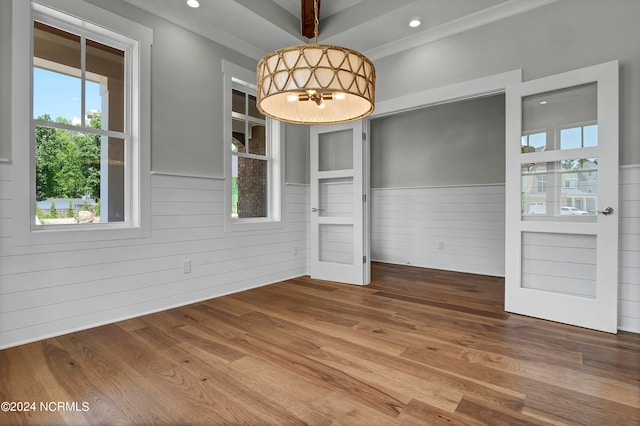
[370,174,640,334]
[370,184,506,277]
[619,165,640,333]
[0,171,309,349]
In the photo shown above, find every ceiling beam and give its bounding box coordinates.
[301,0,320,39]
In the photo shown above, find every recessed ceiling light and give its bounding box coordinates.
[539,100,548,105]
[186,0,200,8]
[409,19,421,28]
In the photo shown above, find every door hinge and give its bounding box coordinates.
[362,194,366,202]
[363,256,367,264]
[362,132,366,141]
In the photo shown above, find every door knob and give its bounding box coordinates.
[597,206,614,215]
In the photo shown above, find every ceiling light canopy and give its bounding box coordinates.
[256,0,375,125]
[186,0,199,8]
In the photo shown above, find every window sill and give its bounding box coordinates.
[13,220,150,246]
[224,217,284,233]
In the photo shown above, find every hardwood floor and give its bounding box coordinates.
[1,262,639,425]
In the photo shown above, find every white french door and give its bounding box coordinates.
[309,121,369,285]
[505,61,619,333]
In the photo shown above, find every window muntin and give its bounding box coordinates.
[32,15,131,226]
[231,83,270,220]
[223,61,282,231]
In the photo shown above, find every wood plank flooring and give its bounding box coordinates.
[1,262,639,425]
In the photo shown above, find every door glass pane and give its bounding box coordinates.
[522,232,596,298]
[521,82,597,153]
[319,224,353,265]
[522,158,598,221]
[319,177,353,217]
[319,129,353,171]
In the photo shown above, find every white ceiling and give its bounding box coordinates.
[120,0,558,61]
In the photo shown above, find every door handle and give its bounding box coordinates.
[597,206,614,215]
[311,207,325,212]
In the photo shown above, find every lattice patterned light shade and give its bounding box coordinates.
[256,44,376,124]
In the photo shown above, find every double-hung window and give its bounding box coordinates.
[223,61,282,231]
[12,0,151,242]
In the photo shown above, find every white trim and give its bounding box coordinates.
[620,164,640,170]
[33,0,153,44]
[372,69,522,118]
[284,182,310,187]
[222,60,284,233]
[150,171,225,180]
[0,158,11,164]
[11,0,152,246]
[371,183,505,191]
[505,61,619,333]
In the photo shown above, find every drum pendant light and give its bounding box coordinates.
[256,0,375,124]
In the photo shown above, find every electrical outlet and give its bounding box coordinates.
[183,259,191,274]
[437,241,444,250]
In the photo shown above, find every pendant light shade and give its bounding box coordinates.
[256,0,375,125]
[257,44,375,124]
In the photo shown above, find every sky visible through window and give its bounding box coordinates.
[33,67,102,124]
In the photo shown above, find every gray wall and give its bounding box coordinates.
[0,0,309,177]
[285,123,310,184]
[0,0,11,160]
[85,0,256,177]
[370,95,505,188]
[373,0,640,166]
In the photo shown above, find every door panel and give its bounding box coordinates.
[505,61,619,332]
[310,121,369,285]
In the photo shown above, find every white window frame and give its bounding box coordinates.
[222,60,283,232]
[11,0,152,244]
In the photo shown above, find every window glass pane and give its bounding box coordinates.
[232,89,245,115]
[522,83,597,151]
[236,157,268,218]
[33,22,81,125]
[248,94,265,120]
[319,129,353,171]
[248,124,266,155]
[86,38,124,132]
[34,125,102,225]
[521,158,597,221]
[106,137,126,222]
[232,118,245,152]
